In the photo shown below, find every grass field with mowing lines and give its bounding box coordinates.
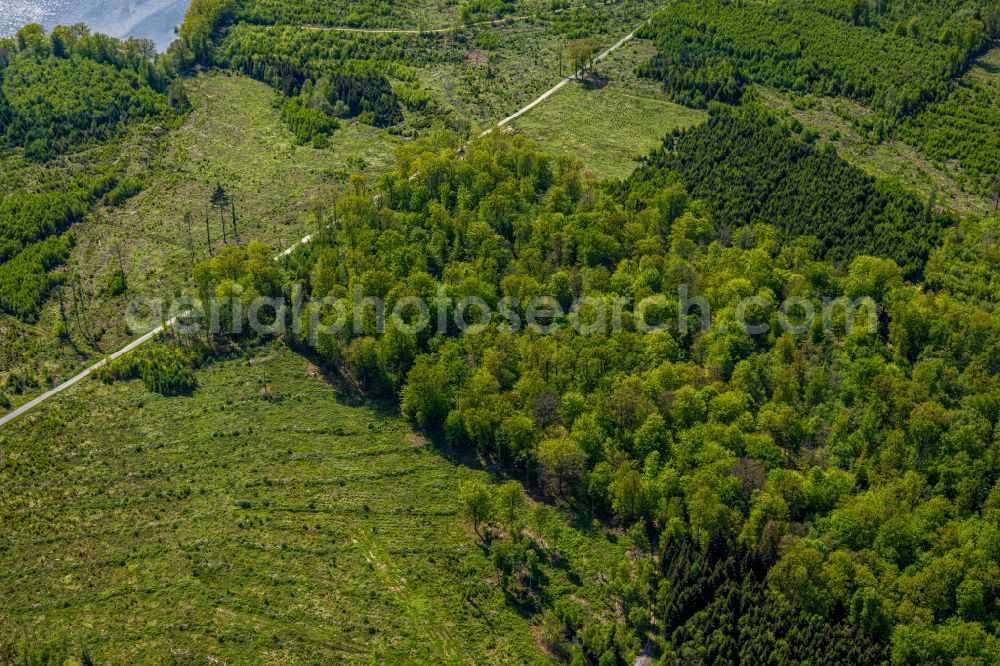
[0,341,625,664]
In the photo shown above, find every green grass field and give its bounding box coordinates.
[966,46,1000,88]
[0,341,625,664]
[510,41,707,180]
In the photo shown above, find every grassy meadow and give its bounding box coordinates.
[76,72,399,295]
[0,341,626,664]
[511,40,707,179]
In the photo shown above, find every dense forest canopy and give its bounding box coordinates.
[235,0,415,28]
[0,173,135,321]
[0,24,179,159]
[925,215,1000,303]
[179,132,1000,664]
[176,4,455,135]
[1,0,999,662]
[232,0,538,28]
[0,234,72,321]
[800,0,1000,38]
[216,26,429,127]
[0,27,180,321]
[638,0,994,111]
[0,191,84,262]
[898,52,1000,196]
[630,106,955,277]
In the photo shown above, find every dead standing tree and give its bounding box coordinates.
[205,206,212,257]
[230,197,239,244]
[211,184,230,244]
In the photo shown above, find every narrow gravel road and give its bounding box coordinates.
[0,233,317,428]
[0,21,645,428]
[479,28,639,138]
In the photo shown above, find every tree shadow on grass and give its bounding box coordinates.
[578,72,610,91]
[976,58,999,75]
[285,340,493,472]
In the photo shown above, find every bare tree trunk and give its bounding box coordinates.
[205,207,213,256]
